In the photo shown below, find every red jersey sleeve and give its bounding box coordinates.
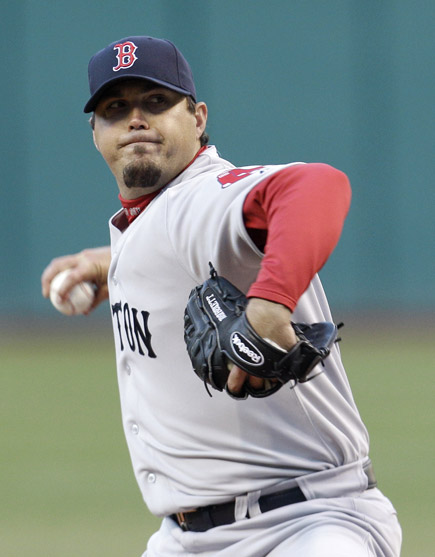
[243,163,351,311]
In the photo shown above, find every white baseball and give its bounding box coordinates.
[49,269,95,316]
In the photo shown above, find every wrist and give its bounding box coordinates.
[246,298,297,350]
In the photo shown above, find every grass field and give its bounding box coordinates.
[1,317,434,556]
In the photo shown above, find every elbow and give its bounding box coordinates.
[305,163,352,212]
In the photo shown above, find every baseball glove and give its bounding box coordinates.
[184,263,341,399]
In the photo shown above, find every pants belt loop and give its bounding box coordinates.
[176,512,188,531]
[364,459,378,489]
[247,490,262,518]
[234,494,248,521]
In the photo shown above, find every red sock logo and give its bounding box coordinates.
[113,41,138,71]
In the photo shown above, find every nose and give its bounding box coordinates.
[128,106,150,131]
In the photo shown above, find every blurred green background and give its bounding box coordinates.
[1,1,434,556]
[1,0,434,314]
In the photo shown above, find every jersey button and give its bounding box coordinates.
[147,473,156,483]
[113,276,118,285]
[131,423,139,435]
[126,364,131,375]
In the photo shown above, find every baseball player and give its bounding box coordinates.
[41,36,402,556]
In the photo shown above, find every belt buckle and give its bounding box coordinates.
[176,512,188,531]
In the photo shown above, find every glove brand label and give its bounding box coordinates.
[231,332,264,366]
[205,293,227,322]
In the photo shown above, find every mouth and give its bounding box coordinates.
[120,133,162,149]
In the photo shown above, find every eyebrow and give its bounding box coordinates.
[101,81,169,100]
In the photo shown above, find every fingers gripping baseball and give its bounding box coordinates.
[41,246,111,313]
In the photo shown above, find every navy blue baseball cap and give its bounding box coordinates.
[84,35,196,113]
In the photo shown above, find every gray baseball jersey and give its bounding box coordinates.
[107,146,370,518]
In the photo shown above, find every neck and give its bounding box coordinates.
[118,144,207,200]
[118,182,162,200]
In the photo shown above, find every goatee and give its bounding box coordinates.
[123,160,162,190]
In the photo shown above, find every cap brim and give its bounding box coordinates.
[83,74,195,113]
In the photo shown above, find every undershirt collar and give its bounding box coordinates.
[118,145,208,226]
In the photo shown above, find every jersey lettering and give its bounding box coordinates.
[217,166,265,188]
[113,41,138,71]
[111,302,156,358]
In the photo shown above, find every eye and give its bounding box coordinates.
[148,94,165,104]
[145,91,182,112]
[145,94,169,111]
[95,98,127,119]
[106,99,127,110]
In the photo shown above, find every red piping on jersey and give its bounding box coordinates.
[117,145,209,227]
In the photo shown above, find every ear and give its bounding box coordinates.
[194,102,208,140]
[92,129,100,152]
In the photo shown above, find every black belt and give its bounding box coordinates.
[171,462,377,532]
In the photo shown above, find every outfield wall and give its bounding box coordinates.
[1,1,434,314]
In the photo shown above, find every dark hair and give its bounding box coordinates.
[89,96,209,146]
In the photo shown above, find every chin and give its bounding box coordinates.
[123,159,163,190]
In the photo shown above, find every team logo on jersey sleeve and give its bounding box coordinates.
[217,166,265,188]
[113,41,138,71]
